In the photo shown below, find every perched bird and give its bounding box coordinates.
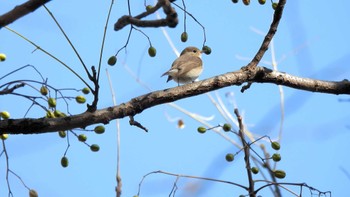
[161,46,203,85]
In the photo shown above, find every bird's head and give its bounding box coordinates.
[180,46,202,57]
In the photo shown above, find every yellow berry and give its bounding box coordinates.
[40,85,48,96]
[0,134,9,140]
[75,95,86,104]
[0,111,10,119]
[48,97,56,108]
[274,170,286,179]
[0,53,6,62]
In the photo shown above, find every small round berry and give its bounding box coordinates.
[272,153,281,162]
[40,85,48,96]
[274,170,286,179]
[181,32,188,42]
[61,156,69,168]
[271,141,281,150]
[225,153,234,162]
[82,87,90,94]
[78,134,87,142]
[48,97,57,108]
[148,46,156,57]
[0,53,6,62]
[223,123,231,132]
[90,144,100,152]
[251,167,259,174]
[0,111,10,119]
[202,45,212,55]
[75,95,86,104]
[108,56,117,66]
[94,125,105,134]
[197,126,206,134]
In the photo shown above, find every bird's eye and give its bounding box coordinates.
[192,50,197,53]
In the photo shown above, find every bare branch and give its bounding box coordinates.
[246,0,286,69]
[114,0,178,31]
[1,66,349,135]
[0,0,50,28]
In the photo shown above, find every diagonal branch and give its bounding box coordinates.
[1,66,349,135]
[0,0,50,28]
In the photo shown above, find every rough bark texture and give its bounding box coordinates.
[1,66,349,135]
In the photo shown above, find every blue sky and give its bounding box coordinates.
[1,0,350,196]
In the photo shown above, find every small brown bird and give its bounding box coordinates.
[161,46,203,85]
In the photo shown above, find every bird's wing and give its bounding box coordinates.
[172,55,202,76]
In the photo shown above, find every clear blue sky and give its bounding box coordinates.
[1,0,350,196]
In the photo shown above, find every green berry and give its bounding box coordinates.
[61,156,69,168]
[108,56,117,66]
[146,5,153,12]
[251,167,259,174]
[272,153,281,162]
[54,110,65,117]
[271,141,280,150]
[82,87,90,94]
[272,2,278,10]
[46,111,55,118]
[223,123,231,132]
[0,53,6,62]
[181,32,188,42]
[225,153,234,162]
[197,126,206,134]
[94,125,105,134]
[90,144,100,152]
[40,85,48,96]
[274,170,286,179]
[75,95,86,104]
[148,46,156,57]
[0,111,10,119]
[48,97,56,108]
[58,131,66,138]
[78,134,87,142]
[202,45,211,55]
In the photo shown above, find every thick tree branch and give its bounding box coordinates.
[0,0,50,28]
[1,66,349,135]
